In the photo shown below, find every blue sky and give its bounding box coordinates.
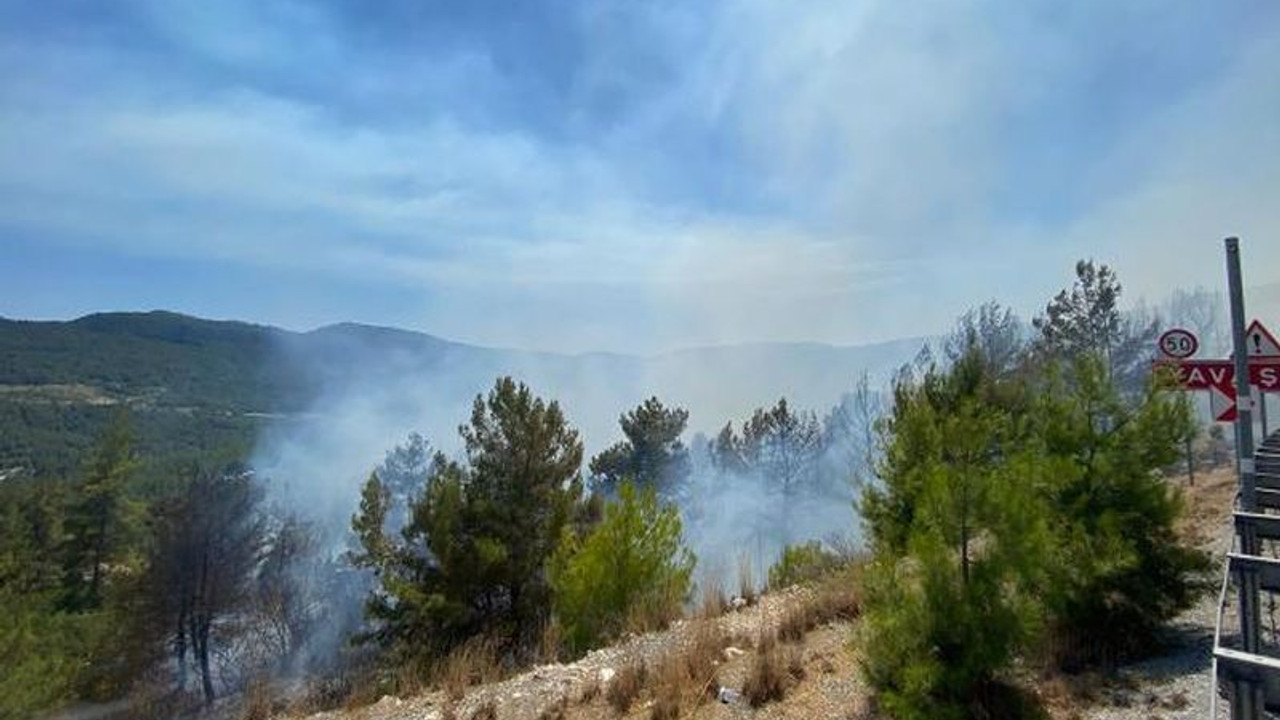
[2,0,1279,352]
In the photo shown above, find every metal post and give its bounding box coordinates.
[1232,679,1263,719]
[1261,392,1269,441]
[1228,237,1258,514]
[1227,238,1263,720]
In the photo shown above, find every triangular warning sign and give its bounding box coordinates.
[1210,384,1237,422]
[1246,319,1280,357]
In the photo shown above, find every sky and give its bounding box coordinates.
[1,0,1279,354]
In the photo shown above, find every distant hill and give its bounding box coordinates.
[0,311,926,482]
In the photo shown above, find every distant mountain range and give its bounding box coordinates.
[0,311,926,480]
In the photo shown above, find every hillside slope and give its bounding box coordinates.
[0,311,924,480]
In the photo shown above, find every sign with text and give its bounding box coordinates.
[1154,359,1280,393]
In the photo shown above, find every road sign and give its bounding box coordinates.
[1211,384,1238,422]
[1246,320,1280,357]
[1155,358,1280,392]
[1158,328,1199,359]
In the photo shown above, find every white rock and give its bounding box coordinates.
[717,686,743,704]
[599,667,616,684]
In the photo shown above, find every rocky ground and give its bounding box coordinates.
[280,466,1236,720]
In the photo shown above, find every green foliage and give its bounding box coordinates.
[1032,260,1123,362]
[1033,357,1210,667]
[0,476,121,717]
[549,482,694,654]
[767,541,841,589]
[589,397,690,496]
[710,398,824,496]
[1031,259,1158,394]
[860,346,1049,718]
[349,471,394,573]
[60,409,140,611]
[0,592,104,720]
[0,311,310,481]
[352,377,587,662]
[861,285,1208,717]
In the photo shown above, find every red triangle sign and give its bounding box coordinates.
[1246,319,1280,357]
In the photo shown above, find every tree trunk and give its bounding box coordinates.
[196,618,214,704]
[1185,435,1195,485]
[960,476,970,588]
[88,513,108,606]
[175,607,188,690]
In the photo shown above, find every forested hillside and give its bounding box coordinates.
[0,311,922,482]
[0,312,302,479]
[0,261,1238,720]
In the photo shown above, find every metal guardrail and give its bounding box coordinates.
[1213,432,1280,718]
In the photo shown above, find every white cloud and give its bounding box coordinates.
[2,0,1277,351]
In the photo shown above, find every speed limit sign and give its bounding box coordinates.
[1158,328,1199,359]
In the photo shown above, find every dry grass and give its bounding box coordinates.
[698,575,728,618]
[439,637,504,701]
[614,620,728,720]
[650,658,688,720]
[393,660,431,698]
[291,671,358,713]
[607,659,648,713]
[774,565,862,644]
[624,580,687,637]
[540,619,564,664]
[239,676,277,720]
[681,621,727,697]
[579,674,601,703]
[126,671,201,720]
[743,632,805,707]
[737,554,758,606]
[650,688,682,720]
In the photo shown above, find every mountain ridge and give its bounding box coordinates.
[0,310,926,480]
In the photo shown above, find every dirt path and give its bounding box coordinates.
[294,585,848,720]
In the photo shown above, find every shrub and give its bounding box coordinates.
[768,541,842,589]
[1033,360,1212,668]
[550,482,695,654]
[860,537,1036,720]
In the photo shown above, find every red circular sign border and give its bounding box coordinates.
[1158,328,1199,359]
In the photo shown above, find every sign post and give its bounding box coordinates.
[1226,238,1262,720]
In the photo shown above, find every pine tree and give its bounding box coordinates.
[1033,356,1210,667]
[589,397,691,497]
[133,466,265,703]
[860,346,1049,718]
[61,408,137,611]
[351,377,587,660]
